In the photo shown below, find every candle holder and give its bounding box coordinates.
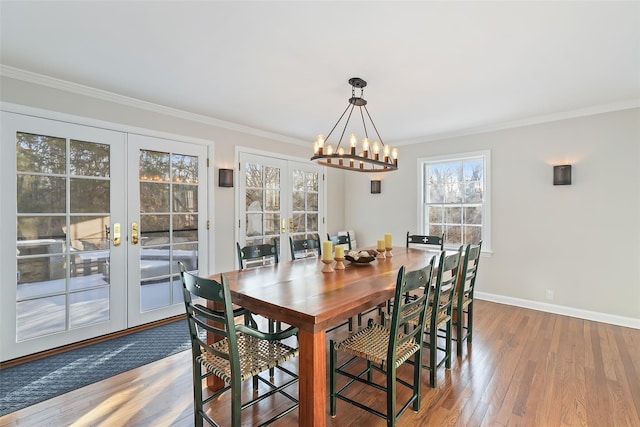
[385,247,393,258]
[334,257,345,270]
[321,259,335,273]
[376,250,386,260]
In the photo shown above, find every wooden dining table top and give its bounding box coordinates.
[217,246,442,333]
[207,246,443,426]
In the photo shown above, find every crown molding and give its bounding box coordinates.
[395,98,640,146]
[0,65,308,147]
[3,65,637,149]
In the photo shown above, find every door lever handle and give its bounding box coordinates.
[131,222,139,245]
[112,223,121,247]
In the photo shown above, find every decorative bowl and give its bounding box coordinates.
[345,249,378,265]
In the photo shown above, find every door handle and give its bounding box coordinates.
[281,218,286,233]
[131,222,139,245]
[113,223,121,247]
[289,217,294,233]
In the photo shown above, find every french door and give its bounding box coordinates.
[126,134,208,326]
[1,112,209,361]
[238,152,324,263]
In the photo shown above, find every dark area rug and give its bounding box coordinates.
[0,319,190,416]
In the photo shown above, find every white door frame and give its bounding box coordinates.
[235,147,326,266]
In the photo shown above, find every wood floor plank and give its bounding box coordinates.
[2,301,639,427]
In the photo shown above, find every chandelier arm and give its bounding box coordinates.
[324,103,353,144]
[358,106,369,140]
[335,103,357,151]
[362,105,385,146]
[311,77,397,172]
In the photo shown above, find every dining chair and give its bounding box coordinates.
[413,246,462,388]
[236,241,279,270]
[178,262,299,427]
[406,232,444,250]
[289,235,321,260]
[454,241,482,356]
[236,240,282,335]
[327,232,352,250]
[330,259,435,426]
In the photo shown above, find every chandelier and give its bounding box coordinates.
[310,77,398,172]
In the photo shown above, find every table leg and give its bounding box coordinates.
[298,329,327,427]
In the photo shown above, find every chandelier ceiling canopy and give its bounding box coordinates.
[310,77,398,173]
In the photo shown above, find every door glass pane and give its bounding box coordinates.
[17,175,66,213]
[172,153,198,183]
[15,132,112,341]
[243,162,281,246]
[290,168,320,240]
[16,132,66,174]
[17,295,66,340]
[70,178,110,213]
[69,288,110,328]
[140,214,170,246]
[138,150,199,312]
[140,150,169,182]
[70,140,110,177]
[173,214,198,242]
[173,184,198,212]
[140,182,170,213]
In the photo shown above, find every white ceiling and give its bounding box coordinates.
[1,1,639,146]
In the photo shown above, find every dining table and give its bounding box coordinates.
[207,246,441,427]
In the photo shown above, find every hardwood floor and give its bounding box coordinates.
[1,300,639,426]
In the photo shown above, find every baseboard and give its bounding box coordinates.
[475,292,640,330]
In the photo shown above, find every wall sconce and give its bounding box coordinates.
[553,165,572,185]
[371,180,381,194]
[219,168,234,188]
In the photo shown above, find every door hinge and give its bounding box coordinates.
[323,217,325,224]
[206,158,210,167]
[238,219,241,228]
[207,220,211,230]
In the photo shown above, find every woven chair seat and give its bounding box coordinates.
[406,306,450,330]
[334,323,420,369]
[453,294,472,310]
[197,332,298,383]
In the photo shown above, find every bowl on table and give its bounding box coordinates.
[345,249,378,265]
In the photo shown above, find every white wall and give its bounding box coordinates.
[0,76,340,273]
[2,75,637,324]
[344,108,640,321]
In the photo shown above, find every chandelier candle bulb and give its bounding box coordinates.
[323,241,333,261]
[310,77,398,173]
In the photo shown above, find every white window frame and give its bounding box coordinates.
[417,150,491,253]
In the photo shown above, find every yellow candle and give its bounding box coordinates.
[377,239,386,251]
[323,241,333,260]
[384,233,393,248]
[335,246,344,258]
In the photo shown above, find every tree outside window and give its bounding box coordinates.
[421,152,489,249]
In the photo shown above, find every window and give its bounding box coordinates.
[419,151,490,251]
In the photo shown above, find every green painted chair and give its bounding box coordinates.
[454,241,482,356]
[178,262,299,427]
[406,232,444,250]
[327,232,352,250]
[330,259,435,426]
[289,235,322,260]
[415,246,462,388]
[236,241,279,270]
